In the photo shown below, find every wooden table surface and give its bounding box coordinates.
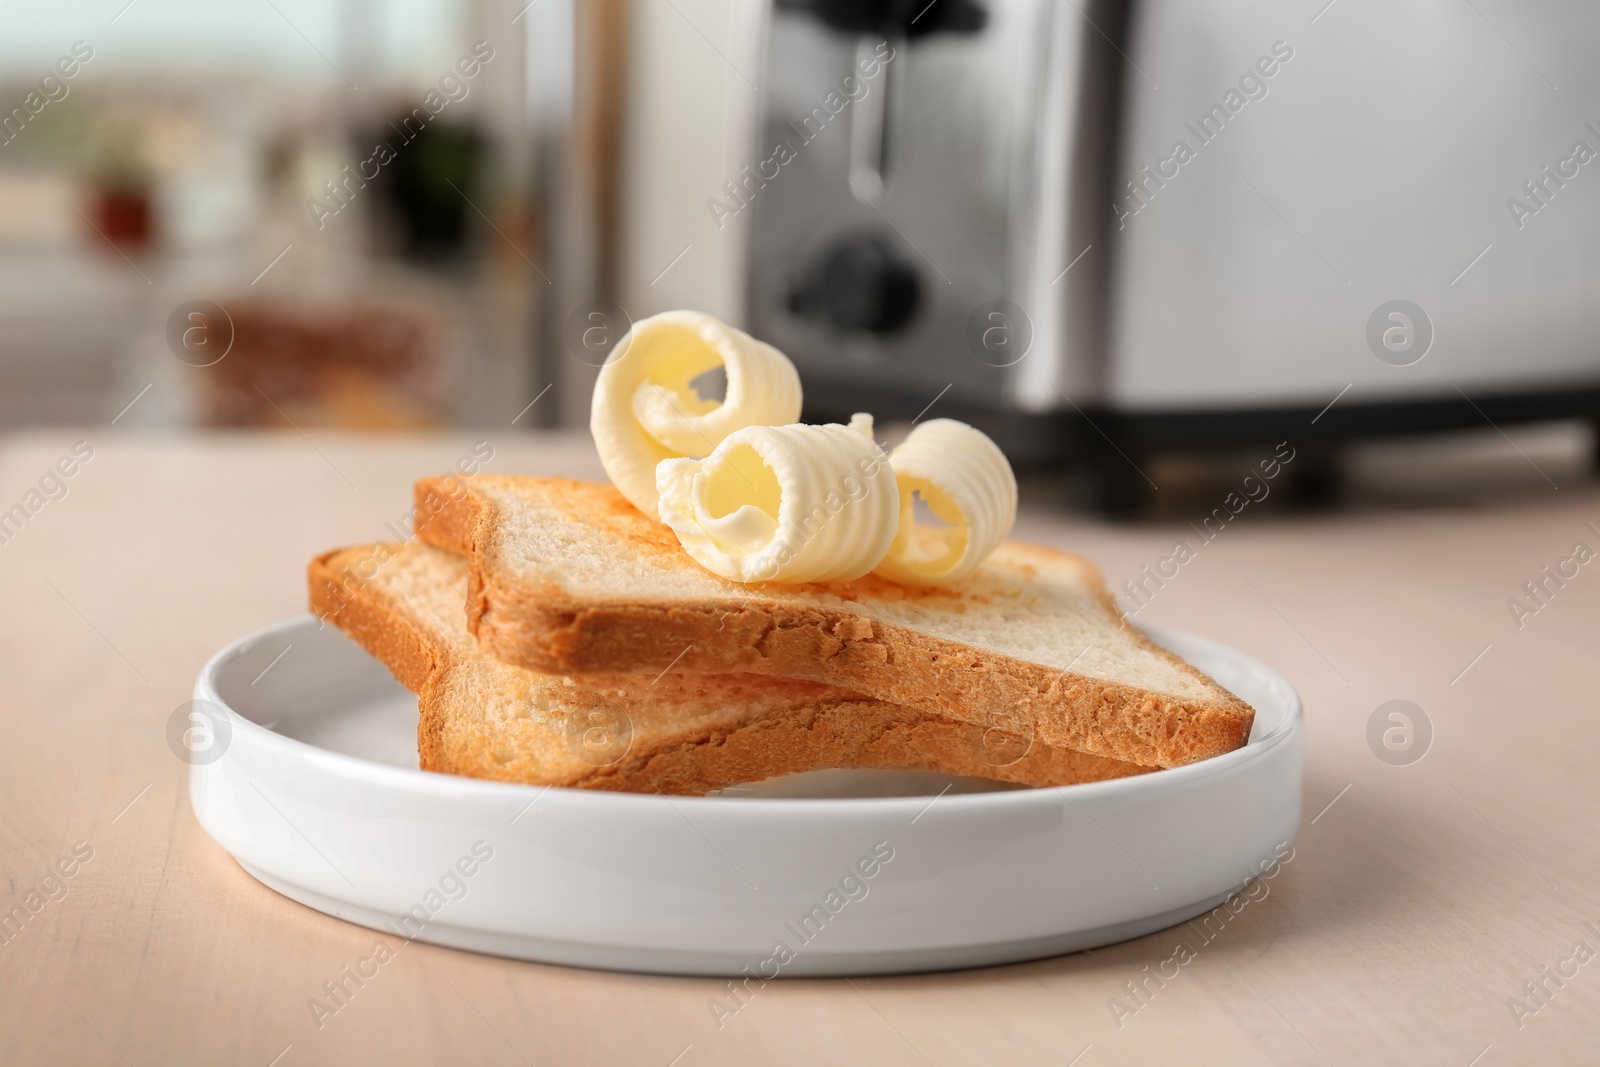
[2,428,1597,1067]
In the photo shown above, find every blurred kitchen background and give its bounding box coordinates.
[3,0,1598,517]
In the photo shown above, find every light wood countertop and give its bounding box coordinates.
[2,429,1597,1066]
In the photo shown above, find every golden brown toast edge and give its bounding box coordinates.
[310,545,444,694]
[411,475,1255,769]
[308,541,1156,794]
[412,475,1255,769]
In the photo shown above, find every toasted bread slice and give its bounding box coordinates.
[308,540,1154,793]
[412,475,1255,769]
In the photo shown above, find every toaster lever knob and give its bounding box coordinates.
[788,234,921,335]
[778,0,986,37]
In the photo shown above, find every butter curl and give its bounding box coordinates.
[590,310,801,518]
[874,419,1017,586]
[656,421,899,584]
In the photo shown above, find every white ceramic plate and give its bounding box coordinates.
[189,617,1302,976]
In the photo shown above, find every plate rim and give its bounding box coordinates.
[196,614,1302,812]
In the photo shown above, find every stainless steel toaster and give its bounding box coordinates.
[742,0,1600,511]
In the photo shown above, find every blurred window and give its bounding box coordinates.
[0,0,462,89]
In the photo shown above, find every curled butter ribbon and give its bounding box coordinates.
[655,420,899,584]
[874,419,1017,586]
[590,310,801,518]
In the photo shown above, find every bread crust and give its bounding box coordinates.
[506,697,1155,794]
[307,541,1156,795]
[309,545,442,693]
[414,475,1256,769]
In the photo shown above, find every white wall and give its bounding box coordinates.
[616,0,763,325]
